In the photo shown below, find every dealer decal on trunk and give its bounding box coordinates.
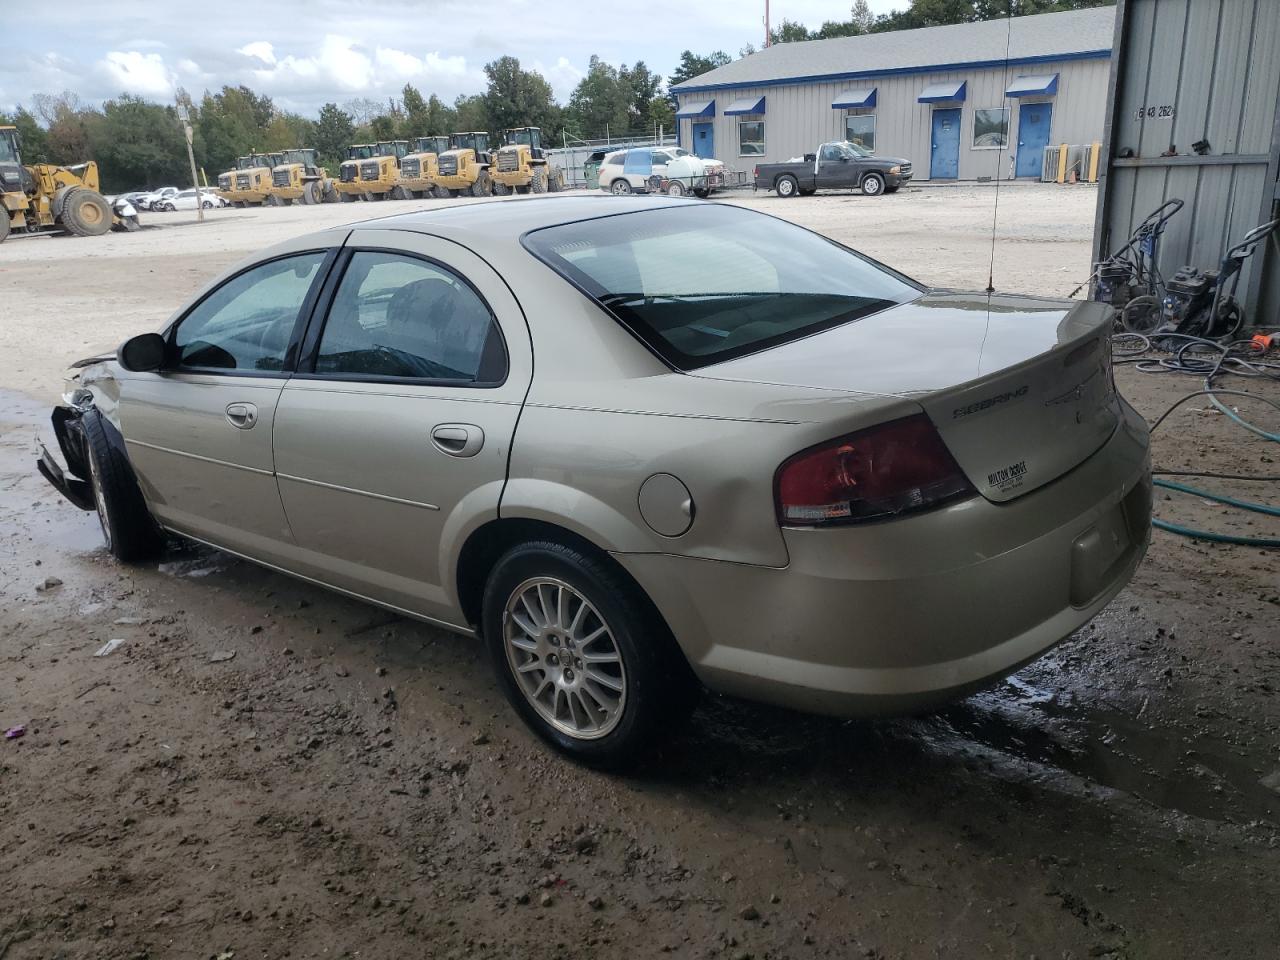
[988,459,1028,492]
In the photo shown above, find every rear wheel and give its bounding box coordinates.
[389,185,409,201]
[775,174,799,198]
[610,178,632,196]
[338,192,355,203]
[472,170,493,197]
[201,199,213,209]
[433,185,452,199]
[493,181,511,196]
[61,188,112,236]
[0,212,10,244]
[303,181,321,205]
[666,181,686,197]
[266,194,282,207]
[482,541,697,767]
[81,410,162,563]
[861,172,886,196]
[531,167,548,194]
[1121,295,1161,334]
[548,169,565,192]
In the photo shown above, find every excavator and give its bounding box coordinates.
[1,124,139,243]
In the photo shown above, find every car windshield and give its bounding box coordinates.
[524,205,921,369]
[841,141,872,158]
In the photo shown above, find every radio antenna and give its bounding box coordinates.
[987,0,1016,294]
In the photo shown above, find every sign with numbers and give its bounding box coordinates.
[1133,105,1176,120]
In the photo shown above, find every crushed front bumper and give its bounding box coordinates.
[36,405,95,511]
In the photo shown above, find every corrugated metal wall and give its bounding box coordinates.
[675,56,1111,181]
[1095,0,1280,324]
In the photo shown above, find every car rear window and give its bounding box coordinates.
[523,204,921,369]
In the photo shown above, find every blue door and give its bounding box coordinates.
[930,108,961,180]
[1016,102,1053,178]
[691,122,714,159]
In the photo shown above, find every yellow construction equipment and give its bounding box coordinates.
[492,127,565,195]
[268,148,336,205]
[1,124,138,243]
[359,141,409,202]
[222,152,282,207]
[393,136,450,199]
[434,132,493,198]
[334,144,375,202]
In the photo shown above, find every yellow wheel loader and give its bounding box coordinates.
[433,132,493,198]
[334,144,375,203]
[393,136,450,199]
[0,125,139,243]
[268,148,336,205]
[491,127,565,196]
[223,152,283,207]
[351,140,408,202]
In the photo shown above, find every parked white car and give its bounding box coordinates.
[153,189,226,212]
[134,186,180,210]
[598,147,727,197]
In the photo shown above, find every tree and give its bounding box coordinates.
[314,102,354,166]
[343,97,386,125]
[482,56,560,134]
[566,55,631,138]
[94,95,191,191]
[453,94,489,133]
[667,50,732,89]
[401,83,429,138]
[769,18,815,44]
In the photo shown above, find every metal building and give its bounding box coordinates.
[671,7,1115,182]
[1093,0,1280,325]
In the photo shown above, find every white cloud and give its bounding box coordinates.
[534,56,584,101]
[237,41,276,65]
[98,51,175,98]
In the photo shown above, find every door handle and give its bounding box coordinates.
[225,402,258,429]
[431,423,484,458]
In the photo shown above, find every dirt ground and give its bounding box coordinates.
[1,184,1278,959]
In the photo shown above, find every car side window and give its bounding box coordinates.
[607,154,624,166]
[173,251,326,372]
[651,152,670,166]
[314,251,505,383]
[819,144,841,162]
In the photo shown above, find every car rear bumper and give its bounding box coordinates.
[614,400,1151,716]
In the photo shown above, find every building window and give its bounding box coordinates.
[738,119,765,156]
[845,114,876,151]
[972,108,1010,149]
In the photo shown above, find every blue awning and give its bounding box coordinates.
[831,88,877,109]
[675,99,715,119]
[1005,74,1059,97]
[918,81,967,103]
[724,96,765,115]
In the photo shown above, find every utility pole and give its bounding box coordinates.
[764,0,771,47]
[176,100,203,223]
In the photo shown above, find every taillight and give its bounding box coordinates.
[775,414,975,525]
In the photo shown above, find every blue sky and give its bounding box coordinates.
[3,1,904,115]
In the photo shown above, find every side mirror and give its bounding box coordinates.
[117,332,167,372]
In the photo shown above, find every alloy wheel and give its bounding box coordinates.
[503,577,627,739]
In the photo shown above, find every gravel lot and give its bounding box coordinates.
[1,183,1278,959]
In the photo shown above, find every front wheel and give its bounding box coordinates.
[610,178,632,196]
[861,173,885,196]
[1121,295,1161,334]
[81,410,162,562]
[775,174,799,198]
[482,541,696,766]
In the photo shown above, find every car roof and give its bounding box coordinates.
[351,195,697,242]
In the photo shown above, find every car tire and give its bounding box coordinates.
[201,200,213,209]
[861,173,886,196]
[482,540,697,767]
[610,178,632,196]
[81,410,162,563]
[775,174,799,198]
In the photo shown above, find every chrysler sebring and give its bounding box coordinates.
[38,196,1151,764]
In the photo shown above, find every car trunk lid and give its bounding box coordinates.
[694,291,1120,502]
